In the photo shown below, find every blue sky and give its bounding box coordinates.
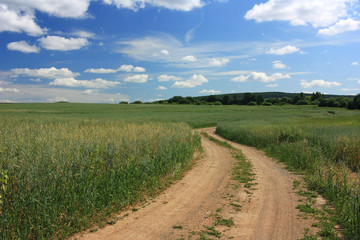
[0,0,359,103]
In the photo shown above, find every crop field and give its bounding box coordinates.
[0,103,360,239]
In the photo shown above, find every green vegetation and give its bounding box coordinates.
[0,117,199,239]
[216,114,360,239]
[154,91,359,110]
[0,103,359,239]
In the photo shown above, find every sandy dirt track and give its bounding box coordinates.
[72,128,314,240]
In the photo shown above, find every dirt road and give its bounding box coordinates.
[73,128,314,240]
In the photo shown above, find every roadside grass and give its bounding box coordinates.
[1,103,359,239]
[216,113,360,239]
[0,117,200,239]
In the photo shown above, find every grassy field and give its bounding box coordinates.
[216,114,360,239]
[0,103,359,239]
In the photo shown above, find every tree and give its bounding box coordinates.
[221,95,231,105]
[241,93,256,105]
[256,94,264,105]
[348,94,360,109]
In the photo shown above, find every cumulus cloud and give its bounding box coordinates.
[118,64,135,72]
[47,96,69,102]
[272,60,287,69]
[103,0,204,11]
[209,58,229,66]
[158,74,183,82]
[266,84,278,88]
[2,0,90,18]
[0,4,44,36]
[231,72,291,83]
[0,87,21,93]
[245,0,353,28]
[124,74,148,83]
[7,41,40,53]
[351,62,359,66]
[267,45,300,55]
[156,86,167,90]
[318,18,360,36]
[160,49,170,56]
[84,68,117,74]
[0,0,90,36]
[82,89,99,95]
[199,89,221,94]
[85,65,146,74]
[172,74,208,88]
[300,79,341,88]
[12,67,80,79]
[134,66,146,72]
[50,77,120,88]
[39,36,89,51]
[182,55,197,62]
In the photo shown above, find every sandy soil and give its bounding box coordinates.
[72,127,315,240]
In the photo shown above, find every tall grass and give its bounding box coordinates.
[0,117,200,239]
[216,114,360,238]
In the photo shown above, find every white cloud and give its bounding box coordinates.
[209,58,229,66]
[0,87,20,93]
[7,41,40,53]
[182,55,197,62]
[82,89,99,95]
[160,49,170,56]
[158,74,183,82]
[267,45,300,55]
[231,72,291,83]
[341,88,360,91]
[245,0,353,28]
[103,0,204,11]
[300,79,341,88]
[156,86,167,90]
[0,0,91,36]
[2,0,90,18]
[272,60,287,69]
[124,74,148,83]
[266,84,279,88]
[1,85,130,103]
[118,64,134,72]
[134,66,146,72]
[50,78,120,88]
[0,4,44,36]
[117,35,182,62]
[351,61,359,66]
[172,74,208,88]
[47,96,69,102]
[39,36,89,51]
[12,67,79,79]
[318,18,360,36]
[84,68,117,74]
[72,30,95,38]
[199,89,221,94]
[85,65,146,74]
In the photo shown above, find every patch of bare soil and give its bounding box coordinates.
[71,127,317,240]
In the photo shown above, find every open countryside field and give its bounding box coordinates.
[1,103,360,239]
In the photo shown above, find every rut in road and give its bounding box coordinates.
[72,127,316,240]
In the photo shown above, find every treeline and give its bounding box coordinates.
[153,92,360,110]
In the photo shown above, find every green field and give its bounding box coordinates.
[1,103,359,239]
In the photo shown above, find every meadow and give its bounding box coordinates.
[0,103,359,239]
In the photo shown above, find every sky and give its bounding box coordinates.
[0,0,360,103]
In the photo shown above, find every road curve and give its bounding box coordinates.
[71,127,314,240]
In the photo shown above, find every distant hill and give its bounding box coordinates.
[192,92,354,101]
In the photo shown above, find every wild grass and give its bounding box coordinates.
[1,103,359,238]
[0,117,200,239]
[216,114,360,239]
